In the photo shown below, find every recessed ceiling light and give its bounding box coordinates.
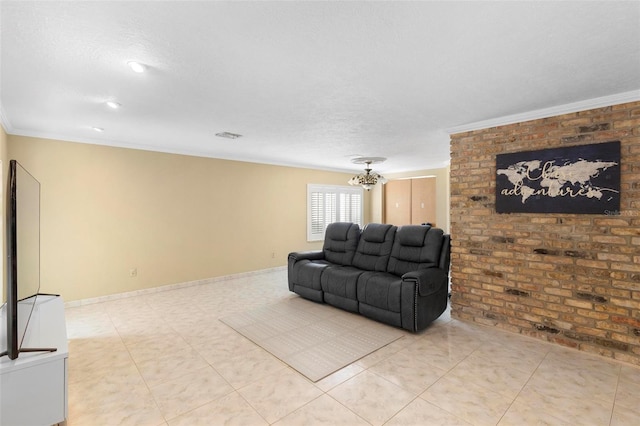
[127,61,146,73]
[92,127,104,132]
[106,101,121,109]
[215,132,242,139]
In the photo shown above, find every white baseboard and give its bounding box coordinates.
[64,266,287,309]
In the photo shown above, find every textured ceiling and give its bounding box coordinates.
[1,1,639,174]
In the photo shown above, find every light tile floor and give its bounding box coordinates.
[65,268,640,425]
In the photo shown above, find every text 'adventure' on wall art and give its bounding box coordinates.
[495,140,620,214]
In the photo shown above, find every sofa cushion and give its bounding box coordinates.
[352,224,396,272]
[323,222,361,266]
[320,266,363,302]
[356,271,402,313]
[397,225,429,247]
[361,223,391,243]
[387,225,444,276]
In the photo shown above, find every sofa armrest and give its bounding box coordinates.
[402,268,448,297]
[288,250,325,262]
[287,250,326,293]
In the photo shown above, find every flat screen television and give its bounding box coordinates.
[1,160,56,360]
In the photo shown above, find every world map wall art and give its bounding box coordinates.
[495,141,620,214]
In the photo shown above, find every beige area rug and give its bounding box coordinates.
[220,297,405,382]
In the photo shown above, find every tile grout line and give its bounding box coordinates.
[492,346,557,426]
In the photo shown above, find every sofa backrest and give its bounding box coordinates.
[322,222,361,266]
[352,223,397,272]
[387,225,445,276]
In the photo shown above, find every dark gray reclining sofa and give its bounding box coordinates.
[287,222,451,332]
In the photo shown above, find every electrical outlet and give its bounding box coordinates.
[271,252,276,259]
[129,268,137,277]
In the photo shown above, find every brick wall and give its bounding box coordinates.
[449,101,640,366]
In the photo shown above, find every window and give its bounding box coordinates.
[307,184,363,241]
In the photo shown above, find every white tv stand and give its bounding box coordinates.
[1,295,68,425]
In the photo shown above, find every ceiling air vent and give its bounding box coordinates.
[215,132,242,139]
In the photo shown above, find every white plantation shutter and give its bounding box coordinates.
[307,184,363,241]
[339,192,362,224]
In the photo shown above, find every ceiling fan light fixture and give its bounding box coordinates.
[348,157,387,191]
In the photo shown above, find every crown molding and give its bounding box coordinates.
[5,128,358,174]
[445,90,640,135]
[0,103,13,133]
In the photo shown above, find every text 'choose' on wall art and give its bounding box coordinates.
[495,140,620,214]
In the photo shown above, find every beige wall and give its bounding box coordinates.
[7,135,367,302]
[1,125,7,300]
[370,166,450,233]
[0,125,7,176]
